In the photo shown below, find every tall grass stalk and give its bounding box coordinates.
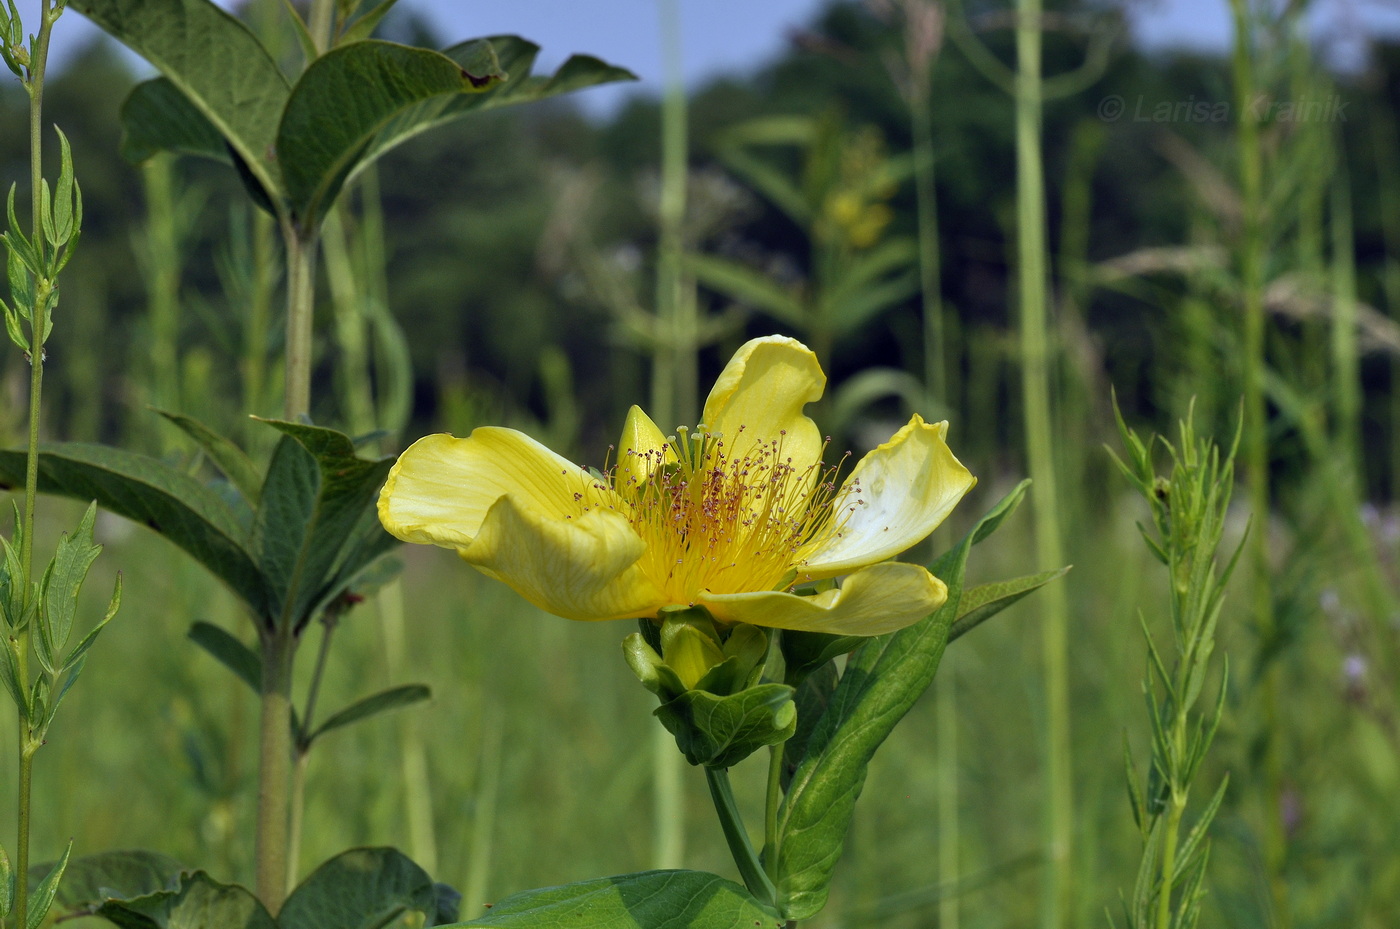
[1013,0,1073,924]
[139,154,183,442]
[1372,106,1400,500]
[1227,2,1284,914]
[649,0,691,871]
[1329,167,1359,483]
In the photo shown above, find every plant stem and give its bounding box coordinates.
[912,74,946,409]
[254,627,296,913]
[282,224,319,420]
[15,9,58,929]
[651,0,692,428]
[285,614,337,888]
[704,766,778,910]
[1013,0,1073,925]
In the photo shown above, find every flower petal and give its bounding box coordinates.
[378,428,603,549]
[698,562,947,635]
[701,335,826,473]
[463,494,665,621]
[615,404,674,497]
[799,416,975,580]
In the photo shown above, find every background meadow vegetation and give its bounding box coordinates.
[1,0,1398,926]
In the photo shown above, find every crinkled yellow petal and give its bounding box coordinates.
[614,404,674,497]
[799,416,976,580]
[701,335,826,472]
[463,494,665,621]
[378,428,603,549]
[697,562,947,635]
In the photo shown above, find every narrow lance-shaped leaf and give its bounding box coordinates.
[188,620,260,693]
[773,481,1031,920]
[26,841,71,929]
[948,566,1072,644]
[68,0,290,203]
[38,503,102,667]
[308,684,430,743]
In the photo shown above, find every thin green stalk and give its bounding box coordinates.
[649,0,691,873]
[936,661,960,929]
[285,614,338,888]
[254,628,296,913]
[704,766,777,910]
[142,155,182,438]
[912,78,946,408]
[1013,0,1073,925]
[377,579,438,873]
[15,8,60,929]
[1329,169,1359,482]
[323,206,375,433]
[281,225,318,420]
[1228,1,1284,917]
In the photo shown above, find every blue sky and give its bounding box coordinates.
[19,0,1400,112]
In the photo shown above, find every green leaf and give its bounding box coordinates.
[277,39,505,229]
[449,870,782,928]
[251,420,394,630]
[2,294,27,351]
[47,849,183,913]
[341,0,400,44]
[26,841,70,929]
[69,0,290,204]
[782,660,838,792]
[60,571,121,673]
[336,37,634,195]
[38,502,102,663]
[0,635,26,718]
[188,621,261,693]
[96,871,275,929]
[654,683,796,769]
[684,253,806,327]
[119,78,230,166]
[773,481,1029,920]
[156,410,263,505]
[0,444,265,617]
[279,847,434,929]
[948,567,1071,644]
[0,846,13,918]
[308,684,430,743]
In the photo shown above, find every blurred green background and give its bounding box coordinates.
[2,0,1398,926]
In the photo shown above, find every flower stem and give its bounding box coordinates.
[254,628,296,913]
[704,766,778,911]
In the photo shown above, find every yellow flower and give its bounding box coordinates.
[378,336,976,635]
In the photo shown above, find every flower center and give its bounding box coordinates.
[610,425,857,603]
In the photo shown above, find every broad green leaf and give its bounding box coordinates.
[69,0,290,202]
[305,500,400,621]
[449,870,782,928]
[308,684,430,743]
[654,683,796,769]
[188,621,260,693]
[251,420,394,630]
[340,37,635,194]
[947,567,1071,644]
[684,253,806,327]
[26,841,71,929]
[279,847,434,929]
[277,39,505,229]
[0,444,264,616]
[96,871,275,929]
[774,481,1029,919]
[781,660,838,792]
[155,410,263,506]
[44,849,181,914]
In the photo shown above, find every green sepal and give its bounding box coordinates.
[654,683,796,768]
[622,633,685,699]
